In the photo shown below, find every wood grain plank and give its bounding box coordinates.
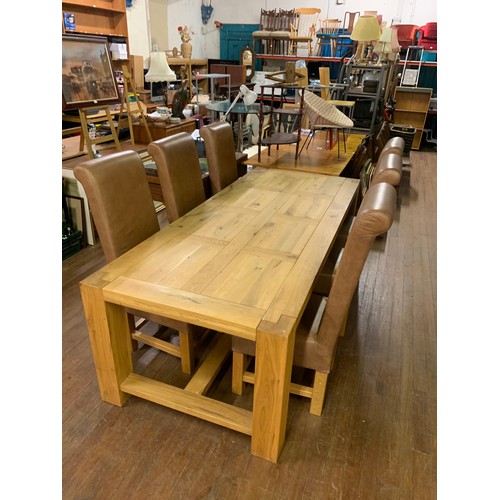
[121,373,253,435]
[103,276,262,340]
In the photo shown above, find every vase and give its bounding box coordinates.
[180,41,192,59]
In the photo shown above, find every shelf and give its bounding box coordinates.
[256,54,344,63]
[393,86,432,150]
[63,0,126,13]
[62,0,127,39]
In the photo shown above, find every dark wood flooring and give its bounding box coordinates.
[62,150,437,499]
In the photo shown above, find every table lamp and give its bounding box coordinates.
[145,51,177,83]
[145,51,177,106]
[375,27,394,63]
[350,15,382,65]
[221,84,261,121]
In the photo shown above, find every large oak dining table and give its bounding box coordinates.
[80,167,360,463]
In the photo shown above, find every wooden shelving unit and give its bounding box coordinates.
[392,86,432,150]
[62,0,129,73]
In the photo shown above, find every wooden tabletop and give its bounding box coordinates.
[80,167,360,462]
[245,131,364,175]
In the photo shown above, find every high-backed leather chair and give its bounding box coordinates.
[378,137,405,160]
[147,132,206,223]
[74,150,203,373]
[370,152,403,187]
[232,182,397,415]
[200,121,239,194]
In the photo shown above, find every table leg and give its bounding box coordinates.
[251,317,295,462]
[237,115,244,153]
[80,283,133,406]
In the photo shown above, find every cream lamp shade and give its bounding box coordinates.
[145,52,176,82]
[350,16,382,64]
[373,28,395,64]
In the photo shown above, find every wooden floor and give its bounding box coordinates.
[62,150,436,499]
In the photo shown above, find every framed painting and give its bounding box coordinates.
[62,34,121,110]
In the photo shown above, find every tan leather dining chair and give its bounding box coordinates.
[370,152,403,187]
[378,137,405,160]
[74,150,203,374]
[200,121,239,195]
[232,182,397,416]
[147,132,206,223]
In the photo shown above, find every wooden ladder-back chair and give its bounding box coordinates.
[315,18,342,57]
[258,83,306,161]
[270,8,296,55]
[200,121,239,194]
[289,7,321,56]
[251,8,277,55]
[74,150,203,374]
[232,182,397,416]
[336,11,360,58]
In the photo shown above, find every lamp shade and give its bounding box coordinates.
[379,27,393,44]
[145,52,176,82]
[241,84,258,105]
[390,27,400,52]
[351,16,382,42]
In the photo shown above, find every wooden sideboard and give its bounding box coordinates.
[132,117,198,144]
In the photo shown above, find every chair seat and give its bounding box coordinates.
[252,30,273,37]
[262,131,300,145]
[233,292,332,372]
[272,30,292,39]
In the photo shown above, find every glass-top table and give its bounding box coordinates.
[205,101,271,152]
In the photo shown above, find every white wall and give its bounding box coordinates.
[126,0,151,63]
[127,0,437,62]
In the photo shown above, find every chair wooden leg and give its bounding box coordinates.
[179,330,195,374]
[127,314,139,351]
[310,371,329,416]
[232,352,246,395]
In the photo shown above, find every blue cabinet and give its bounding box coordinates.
[220,23,259,61]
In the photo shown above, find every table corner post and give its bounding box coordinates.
[250,316,296,462]
[80,280,132,407]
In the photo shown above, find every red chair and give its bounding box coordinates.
[417,22,437,50]
[392,24,419,50]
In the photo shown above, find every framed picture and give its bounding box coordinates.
[62,34,121,110]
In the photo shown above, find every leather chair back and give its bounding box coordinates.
[371,153,402,187]
[74,150,160,263]
[313,182,396,370]
[379,136,405,159]
[200,121,239,194]
[148,132,206,223]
